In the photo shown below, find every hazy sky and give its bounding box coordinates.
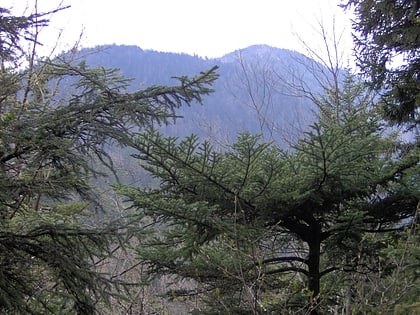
[4,0,353,60]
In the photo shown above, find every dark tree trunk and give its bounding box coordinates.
[306,225,321,315]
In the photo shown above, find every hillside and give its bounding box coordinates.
[73,44,323,146]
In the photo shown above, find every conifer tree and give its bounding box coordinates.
[0,7,218,314]
[118,72,419,314]
[343,0,420,129]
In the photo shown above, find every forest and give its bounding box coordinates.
[0,1,419,314]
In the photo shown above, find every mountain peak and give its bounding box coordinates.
[218,44,298,63]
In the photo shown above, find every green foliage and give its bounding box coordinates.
[0,6,218,314]
[333,216,420,314]
[343,0,420,128]
[0,7,51,64]
[118,71,419,314]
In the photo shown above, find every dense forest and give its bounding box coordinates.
[0,1,419,315]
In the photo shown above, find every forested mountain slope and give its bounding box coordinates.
[74,44,323,145]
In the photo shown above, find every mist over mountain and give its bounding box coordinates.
[74,44,325,145]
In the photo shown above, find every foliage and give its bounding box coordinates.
[0,6,218,314]
[343,0,420,129]
[118,72,419,314]
[0,6,51,64]
[340,216,419,314]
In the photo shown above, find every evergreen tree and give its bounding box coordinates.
[0,7,218,314]
[343,0,420,129]
[118,72,419,314]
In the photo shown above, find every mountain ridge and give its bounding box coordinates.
[71,44,322,145]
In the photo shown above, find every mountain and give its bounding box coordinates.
[73,44,323,146]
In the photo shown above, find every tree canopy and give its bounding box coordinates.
[0,6,218,314]
[343,0,420,129]
[1,2,419,314]
[117,72,419,314]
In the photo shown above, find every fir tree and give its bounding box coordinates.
[343,0,420,129]
[118,72,419,314]
[0,6,218,314]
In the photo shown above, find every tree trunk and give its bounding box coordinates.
[307,228,321,315]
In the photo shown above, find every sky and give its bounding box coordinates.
[3,0,354,61]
